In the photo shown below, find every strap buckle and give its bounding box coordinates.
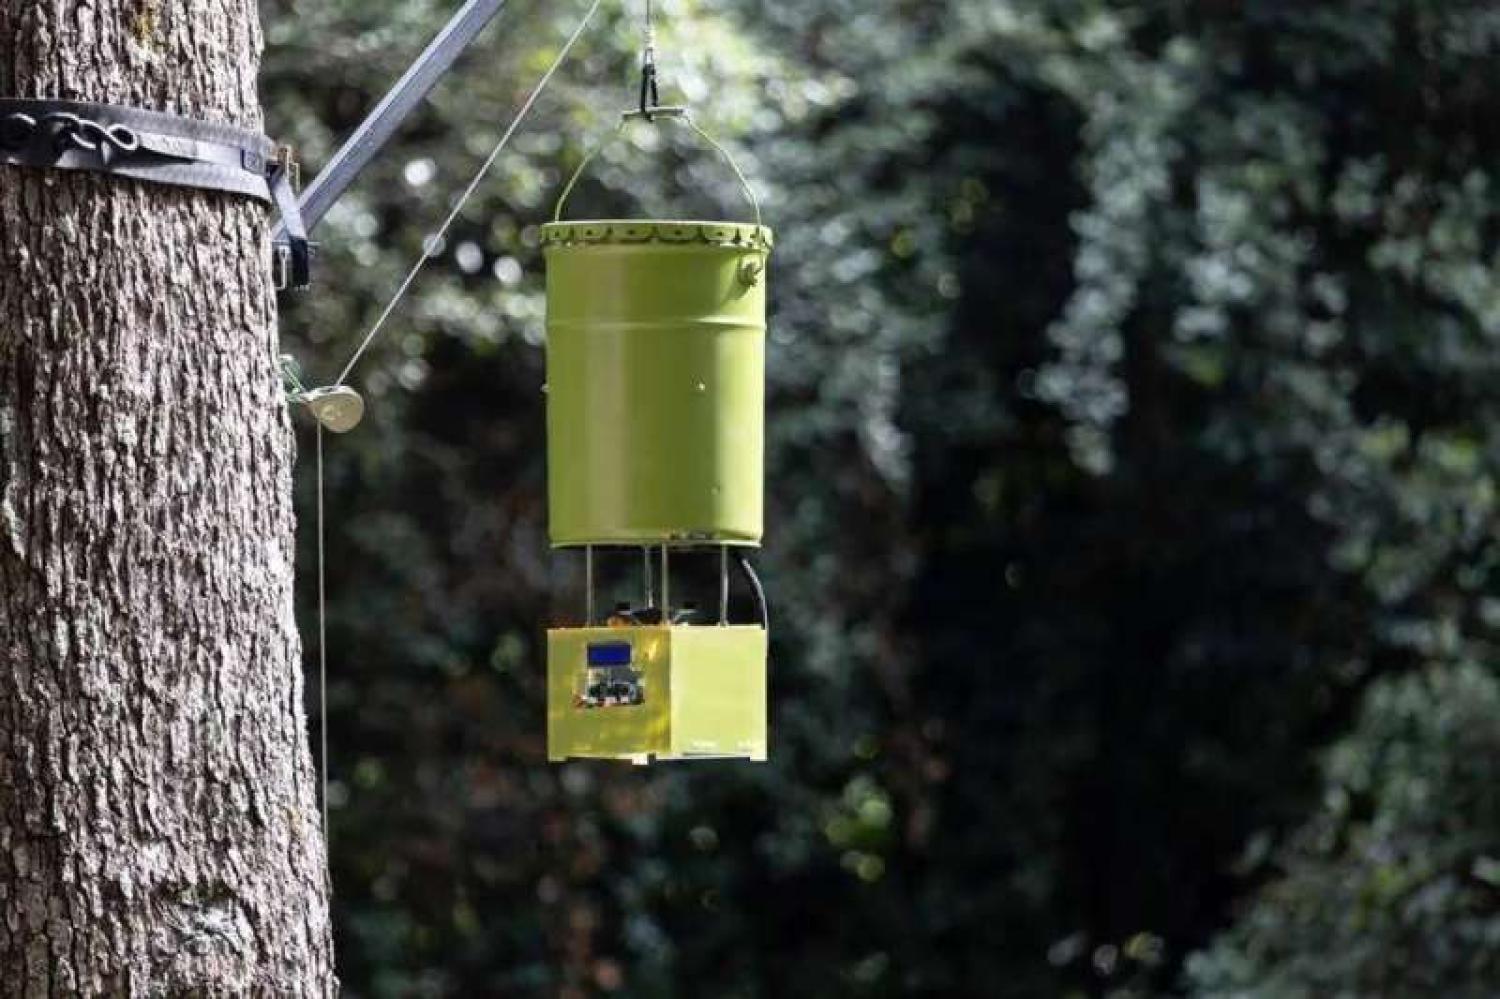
[269,143,314,291]
[271,239,319,292]
[272,242,294,291]
[275,143,301,192]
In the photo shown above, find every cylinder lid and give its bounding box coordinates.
[542,220,773,252]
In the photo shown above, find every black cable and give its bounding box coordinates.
[734,552,770,632]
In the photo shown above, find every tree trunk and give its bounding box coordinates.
[0,4,335,995]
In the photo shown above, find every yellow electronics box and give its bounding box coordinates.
[547,625,767,764]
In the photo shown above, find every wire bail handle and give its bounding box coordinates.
[552,109,763,230]
[553,0,762,230]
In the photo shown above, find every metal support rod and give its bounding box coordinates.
[584,545,594,626]
[642,547,654,609]
[661,545,670,616]
[274,0,513,241]
[719,545,729,625]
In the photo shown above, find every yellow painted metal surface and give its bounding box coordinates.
[543,221,773,548]
[547,625,768,763]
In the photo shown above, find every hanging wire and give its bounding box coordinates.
[316,424,330,856]
[310,0,606,872]
[334,0,607,388]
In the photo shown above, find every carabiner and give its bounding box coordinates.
[639,54,661,120]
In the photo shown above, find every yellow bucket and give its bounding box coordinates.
[543,113,773,548]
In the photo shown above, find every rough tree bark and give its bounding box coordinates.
[0,3,335,995]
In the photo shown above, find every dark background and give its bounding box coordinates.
[264,1,1500,995]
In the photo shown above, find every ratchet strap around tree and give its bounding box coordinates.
[0,97,312,289]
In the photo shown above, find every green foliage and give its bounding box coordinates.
[259,0,1500,995]
[1189,665,1500,997]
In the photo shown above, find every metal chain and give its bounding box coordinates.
[0,111,140,156]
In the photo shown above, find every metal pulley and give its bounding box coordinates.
[282,356,366,433]
[302,386,366,434]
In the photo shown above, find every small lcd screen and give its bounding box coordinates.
[587,642,633,667]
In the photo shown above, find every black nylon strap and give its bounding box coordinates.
[0,97,314,288]
[0,98,276,202]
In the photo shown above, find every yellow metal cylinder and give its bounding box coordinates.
[543,220,773,548]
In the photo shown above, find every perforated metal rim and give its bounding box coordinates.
[541,220,774,251]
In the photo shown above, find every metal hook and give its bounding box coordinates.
[638,0,663,120]
[639,56,660,120]
[0,112,34,151]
